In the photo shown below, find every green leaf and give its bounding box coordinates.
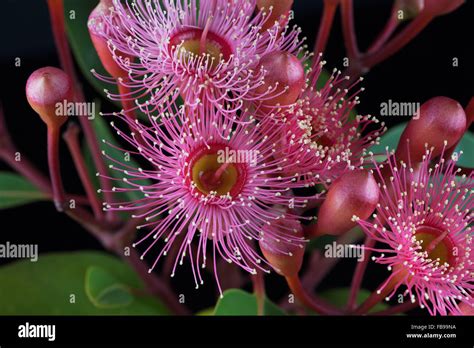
[454,131,474,168]
[307,234,336,252]
[315,69,330,89]
[0,172,47,209]
[369,123,473,167]
[369,122,406,154]
[0,251,169,315]
[64,0,118,99]
[320,288,389,313]
[85,266,134,308]
[213,289,285,315]
[369,122,407,162]
[195,307,214,316]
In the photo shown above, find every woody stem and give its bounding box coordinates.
[313,0,338,55]
[47,126,66,211]
[285,275,344,315]
[63,123,103,219]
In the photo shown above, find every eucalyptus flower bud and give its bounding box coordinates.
[308,170,379,237]
[395,96,466,163]
[257,0,294,32]
[255,51,305,107]
[88,0,132,79]
[259,218,305,277]
[26,66,72,129]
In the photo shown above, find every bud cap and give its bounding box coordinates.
[259,218,305,277]
[26,66,72,129]
[310,169,379,237]
[256,51,305,107]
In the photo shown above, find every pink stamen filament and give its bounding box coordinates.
[314,0,338,55]
[199,17,212,56]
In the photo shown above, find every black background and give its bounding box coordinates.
[0,0,473,313]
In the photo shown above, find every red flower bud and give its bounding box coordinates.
[26,67,72,129]
[255,51,305,107]
[308,170,379,237]
[395,96,466,163]
[88,0,132,79]
[259,218,305,277]
[257,0,294,32]
[422,0,464,17]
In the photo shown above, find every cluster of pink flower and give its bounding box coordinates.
[87,0,384,287]
[21,0,472,316]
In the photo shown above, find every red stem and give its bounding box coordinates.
[65,205,113,241]
[304,228,364,289]
[63,123,103,219]
[347,237,375,310]
[0,144,90,206]
[0,144,51,194]
[0,104,89,205]
[362,12,433,69]
[252,272,266,316]
[46,0,76,83]
[340,0,360,59]
[47,126,66,211]
[78,115,117,221]
[367,3,400,54]
[285,275,344,315]
[313,0,338,55]
[354,277,397,314]
[46,0,116,221]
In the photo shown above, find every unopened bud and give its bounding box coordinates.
[255,51,305,107]
[257,0,294,32]
[88,0,132,79]
[309,170,379,237]
[395,96,466,163]
[259,218,305,277]
[26,67,72,129]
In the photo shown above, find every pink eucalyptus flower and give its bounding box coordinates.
[356,147,473,315]
[100,101,314,292]
[91,0,307,114]
[276,55,385,186]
